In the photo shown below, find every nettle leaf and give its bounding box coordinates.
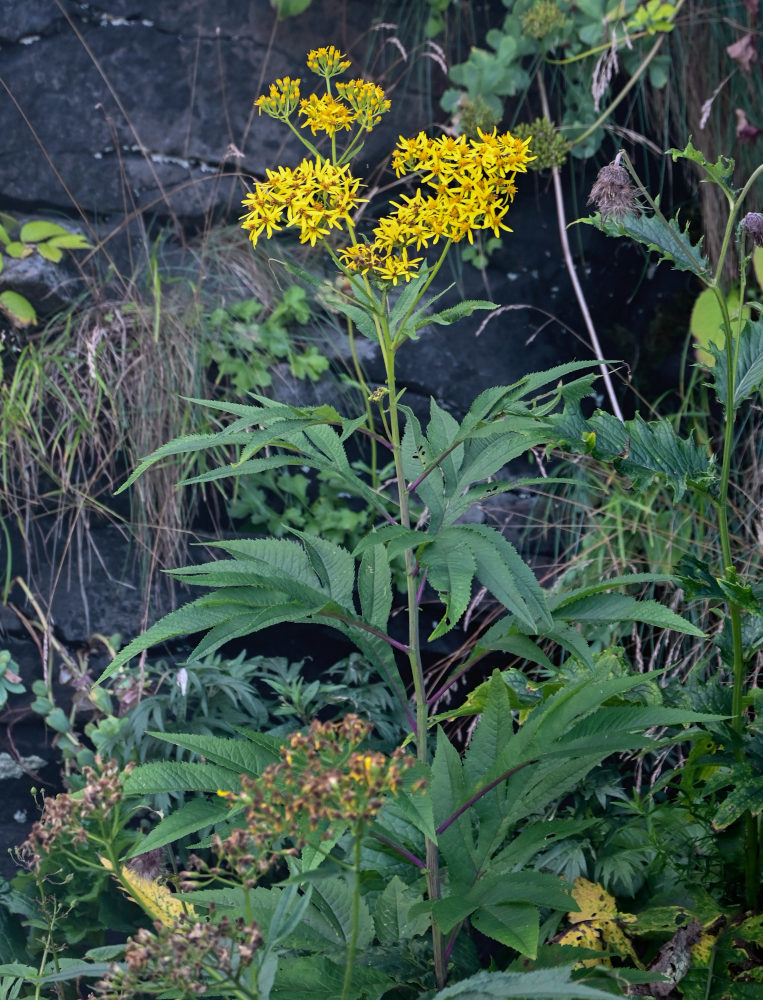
[272,956,390,999]
[552,593,704,637]
[374,875,430,945]
[357,544,392,631]
[463,523,551,631]
[421,522,552,638]
[123,761,241,796]
[145,731,280,773]
[291,530,356,609]
[709,317,763,410]
[430,726,476,877]
[580,208,710,277]
[430,965,617,999]
[125,796,236,857]
[423,528,477,640]
[471,902,540,957]
[311,877,374,951]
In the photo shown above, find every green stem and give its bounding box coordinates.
[377,295,447,989]
[709,201,760,908]
[345,313,379,488]
[341,824,363,1000]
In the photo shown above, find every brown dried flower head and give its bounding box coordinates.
[587,161,640,223]
[94,910,262,999]
[205,715,421,886]
[742,212,763,249]
[16,757,133,868]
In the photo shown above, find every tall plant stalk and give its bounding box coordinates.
[618,150,763,907]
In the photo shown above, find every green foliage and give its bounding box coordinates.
[0,213,91,327]
[203,286,328,396]
[442,0,678,157]
[0,650,24,708]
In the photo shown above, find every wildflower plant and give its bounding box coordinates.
[91,46,720,998]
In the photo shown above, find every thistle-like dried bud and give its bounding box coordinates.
[742,212,763,248]
[587,162,639,222]
[126,847,165,881]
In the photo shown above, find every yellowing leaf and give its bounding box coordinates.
[99,855,196,925]
[567,877,619,924]
[0,290,37,327]
[559,878,640,968]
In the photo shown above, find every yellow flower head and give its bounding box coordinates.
[299,93,354,136]
[307,45,351,78]
[254,76,301,119]
[241,157,364,248]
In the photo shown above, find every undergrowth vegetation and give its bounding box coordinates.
[0,3,762,999]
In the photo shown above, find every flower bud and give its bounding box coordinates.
[742,212,763,249]
[587,162,639,223]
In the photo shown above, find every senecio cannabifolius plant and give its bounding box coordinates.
[98,46,712,998]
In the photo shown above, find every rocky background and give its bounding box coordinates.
[0,0,691,874]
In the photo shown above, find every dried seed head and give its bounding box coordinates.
[587,162,640,223]
[742,212,763,248]
[126,847,165,881]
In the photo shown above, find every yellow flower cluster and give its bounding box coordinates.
[254,52,390,138]
[389,128,533,244]
[335,79,390,132]
[299,92,354,136]
[243,48,531,287]
[241,157,363,247]
[306,45,351,77]
[254,76,301,119]
[337,128,533,283]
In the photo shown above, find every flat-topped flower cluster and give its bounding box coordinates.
[241,45,532,284]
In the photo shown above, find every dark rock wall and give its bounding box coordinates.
[0,1,429,222]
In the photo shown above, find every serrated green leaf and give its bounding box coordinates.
[431,965,620,999]
[374,875,430,944]
[125,796,235,856]
[553,592,704,636]
[357,544,392,630]
[580,209,710,277]
[123,760,242,795]
[292,529,355,608]
[145,731,280,773]
[461,523,552,631]
[430,727,475,877]
[271,956,390,998]
[709,317,763,409]
[96,598,255,681]
[423,528,477,640]
[712,768,763,829]
[312,877,374,951]
[471,902,539,957]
